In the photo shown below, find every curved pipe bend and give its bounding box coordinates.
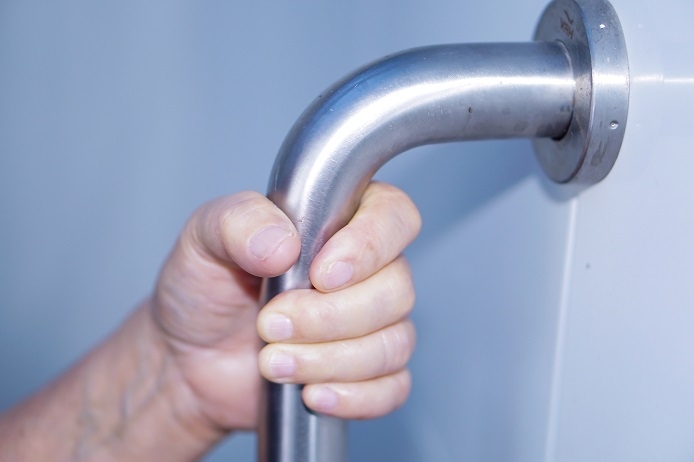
[260,42,575,462]
[267,42,573,284]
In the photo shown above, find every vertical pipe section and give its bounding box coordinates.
[259,42,575,462]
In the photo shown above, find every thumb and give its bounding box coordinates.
[152,191,300,347]
[184,191,300,277]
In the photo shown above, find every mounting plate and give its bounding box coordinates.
[534,0,629,184]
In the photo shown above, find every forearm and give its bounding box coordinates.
[0,302,224,462]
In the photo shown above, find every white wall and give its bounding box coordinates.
[1,1,691,461]
[547,1,694,460]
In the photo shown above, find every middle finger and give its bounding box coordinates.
[258,319,416,384]
[257,256,414,344]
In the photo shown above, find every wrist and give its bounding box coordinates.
[98,300,226,460]
[0,301,226,462]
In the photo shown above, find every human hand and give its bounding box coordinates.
[151,182,421,435]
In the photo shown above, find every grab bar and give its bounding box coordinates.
[258,0,628,460]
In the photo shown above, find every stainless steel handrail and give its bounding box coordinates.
[258,1,628,460]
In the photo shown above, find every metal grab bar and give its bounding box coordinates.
[258,0,628,461]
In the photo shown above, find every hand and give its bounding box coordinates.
[0,181,420,461]
[151,182,421,434]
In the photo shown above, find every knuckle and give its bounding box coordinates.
[389,257,416,308]
[314,342,345,382]
[265,289,351,343]
[369,182,421,235]
[402,195,422,235]
[280,290,345,341]
[378,323,414,373]
[396,369,412,395]
[390,370,412,408]
[295,343,340,383]
[303,296,342,339]
[350,220,382,262]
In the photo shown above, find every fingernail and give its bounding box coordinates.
[267,351,296,379]
[307,386,338,412]
[322,261,353,290]
[264,314,293,341]
[250,226,293,261]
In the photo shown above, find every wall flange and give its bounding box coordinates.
[534,0,629,184]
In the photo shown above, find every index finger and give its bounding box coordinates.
[309,182,421,292]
